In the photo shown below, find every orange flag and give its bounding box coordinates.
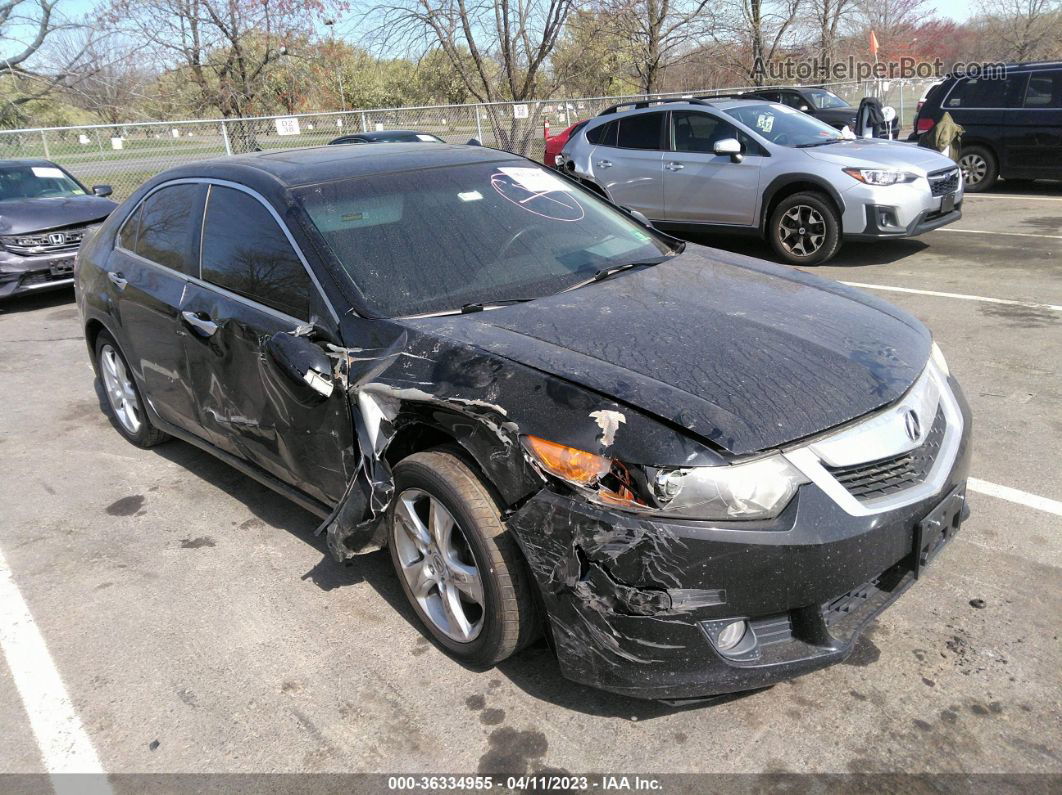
[869,30,880,57]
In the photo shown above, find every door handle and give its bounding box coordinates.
[665,162,685,171]
[181,310,218,337]
[596,159,613,168]
[107,271,127,290]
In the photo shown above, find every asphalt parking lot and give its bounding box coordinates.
[1,186,1060,784]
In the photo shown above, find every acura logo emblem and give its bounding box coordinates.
[903,409,921,441]
[48,233,65,245]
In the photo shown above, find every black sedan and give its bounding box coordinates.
[329,130,444,145]
[76,144,971,701]
[740,86,901,136]
[0,159,114,299]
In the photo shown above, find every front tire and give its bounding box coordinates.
[768,192,842,266]
[95,332,169,449]
[959,145,997,192]
[388,449,537,667]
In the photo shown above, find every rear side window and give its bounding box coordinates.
[586,120,617,146]
[944,76,1022,109]
[1024,71,1062,108]
[133,183,205,276]
[617,112,665,149]
[117,205,141,251]
[200,185,311,319]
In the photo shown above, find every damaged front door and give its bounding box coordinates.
[179,183,352,506]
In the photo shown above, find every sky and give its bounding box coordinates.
[0,0,977,61]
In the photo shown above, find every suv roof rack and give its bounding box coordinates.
[597,97,712,116]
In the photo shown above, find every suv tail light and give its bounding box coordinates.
[916,117,935,134]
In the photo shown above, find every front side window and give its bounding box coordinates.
[0,164,85,203]
[200,186,311,319]
[296,161,677,317]
[671,111,748,154]
[724,103,842,147]
[134,183,205,276]
[617,112,665,149]
[806,89,849,109]
[779,92,807,109]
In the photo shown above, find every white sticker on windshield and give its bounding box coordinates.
[497,167,572,194]
[416,134,437,142]
[31,167,64,179]
[756,114,775,133]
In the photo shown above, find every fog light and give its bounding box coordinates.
[715,620,747,651]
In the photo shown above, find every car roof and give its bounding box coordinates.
[593,97,767,121]
[0,158,61,168]
[151,143,521,194]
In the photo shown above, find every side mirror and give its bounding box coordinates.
[628,208,653,228]
[713,138,744,163]
[92,184,113,197]
[266,332,334,400]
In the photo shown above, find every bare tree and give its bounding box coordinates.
[0,0,94,123]
[591,0,716,94]
[713,0,804,85]
[53,30,152,124]
[113,0,326,148]
[809,0,855,66]
[845,0,931,59]
[974,0,1062,61]
[369,0,577,153]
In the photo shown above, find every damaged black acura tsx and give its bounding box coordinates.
[76,143,971,701]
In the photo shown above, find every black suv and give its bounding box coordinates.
[912,61,1062,191]
[740,86,900,136]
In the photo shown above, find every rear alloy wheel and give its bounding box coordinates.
[958,146,997,192]
[95,332,169,448]
[389,449,537,666]
[768,192,841,266]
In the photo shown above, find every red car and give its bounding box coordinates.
[544,120,587,168]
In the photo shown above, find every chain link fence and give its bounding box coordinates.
[0,79,940,201]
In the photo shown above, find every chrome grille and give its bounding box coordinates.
[824,407,947,500]
[1,226,89,256]
[928,167,959,197]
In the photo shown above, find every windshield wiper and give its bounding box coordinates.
[459,298,535,313]
[562,260,665,293]
[795,139,844,148]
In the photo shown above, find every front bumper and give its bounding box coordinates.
[508,379,972,701]
[0,249,78,299]
[840,173,963,240]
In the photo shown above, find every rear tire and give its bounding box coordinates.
[959,145,997,192]
[388,449,537,667]
[768,191,842,266]
[95,332,169,449]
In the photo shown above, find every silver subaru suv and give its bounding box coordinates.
[559,97,963,265]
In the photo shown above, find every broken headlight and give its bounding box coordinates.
[525,435,806,520]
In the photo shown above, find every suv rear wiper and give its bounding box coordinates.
[460,298,535,313]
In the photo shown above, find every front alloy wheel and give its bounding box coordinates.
[768,191,842,265]
[778,204,826,258]
[388,449,537,666]
[392,488,485,642]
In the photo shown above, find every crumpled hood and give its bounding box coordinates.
[803,138,956,173]
[408,245,931,456]
[0,195,117,235]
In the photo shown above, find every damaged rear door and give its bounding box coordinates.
[179,182,353,506]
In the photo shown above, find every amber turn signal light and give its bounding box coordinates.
[525,436,610,485]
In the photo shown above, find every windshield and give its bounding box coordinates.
[373,133,442,143]
[296,161,675,317]
[724,103,843,147]
[0,165,85,203]
[807,89,849,109]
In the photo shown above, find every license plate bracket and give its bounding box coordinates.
[941,192,956,213]
[49,258,74,277]
[914,485,965,578]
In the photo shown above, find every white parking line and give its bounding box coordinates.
[840,281,1062,312]
[937,228,1062,240]
[963,194,1062,201]
[0,547,111,791]
[968,478,1062,517]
